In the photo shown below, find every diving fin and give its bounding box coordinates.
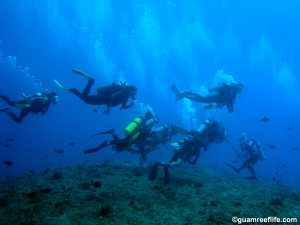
[170,84,186,100]
[171,84,181,94]
[72,68,91,80]
[54,79,70,90]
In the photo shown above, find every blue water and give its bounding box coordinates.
[0,0,299,187]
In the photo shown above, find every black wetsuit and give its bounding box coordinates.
[69,79,137,113]
[0,93,55,123]
[149,120,227,184]
[129,124,183,164]
[237,140,263,175]
[83,114,156,154]
[173,83,243,113]
[226,137,265,179]
[169,136,202,165]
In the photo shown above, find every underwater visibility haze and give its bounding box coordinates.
[0,0,300,224]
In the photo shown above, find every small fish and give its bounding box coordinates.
[261,117,270,122]
[231,159,239,164]
[294,146,298,151]
[3,161,13,168]
[53,149,64,154]
[3,144,9,148]
[69,142,75,146]
[287,127,292,131]
[269,144,277,149]
[279,163,287,168]
[5,138,15,142]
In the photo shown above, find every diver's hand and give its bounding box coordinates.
[121,102,134,110]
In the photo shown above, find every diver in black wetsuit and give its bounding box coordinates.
[83,111,158,154]
[171,81,244,113]
[0,92,58,123]
[226,133,266,179]
[149,119,227,184]
[54,69,137,114]
[127,124,187,164]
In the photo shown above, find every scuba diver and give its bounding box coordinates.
[127,124,187,165]
[226,133,266,180]
[0,91,58,123]
[83,111,158,154]
[54,69,137,114]
[171,81,244,113]
[149,119,227,184]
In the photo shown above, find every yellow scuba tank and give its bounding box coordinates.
[124,116,143,135]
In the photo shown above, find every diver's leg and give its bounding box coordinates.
[247,165,257,179]
[83,141,109,154]
[1,108,23,123]
[226,103,234,113]
[236,163,247,173]
[90,129,115,138]
[186,92,219,103]
[225,163,241,173]
[0,95,15,106]
[163,164,170,185]
[69,88,102,105]
[169,151,181,164]
[148,162,160,181]
[82,78,95,97]
[111,133,120,141]
[185,92,204,102]
[139,151,147,165]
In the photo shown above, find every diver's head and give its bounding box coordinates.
[145,110,154,119]
[47,92,59,104]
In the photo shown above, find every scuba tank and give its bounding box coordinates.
[124,116,143,135]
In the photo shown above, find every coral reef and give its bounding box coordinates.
[0,161,299,225]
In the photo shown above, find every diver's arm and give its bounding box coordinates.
[226,103,234,113]
[258,146,266,160]
[120,99,134,109]
[41,103,50,114]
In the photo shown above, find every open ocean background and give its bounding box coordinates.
[0,0,299,187]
